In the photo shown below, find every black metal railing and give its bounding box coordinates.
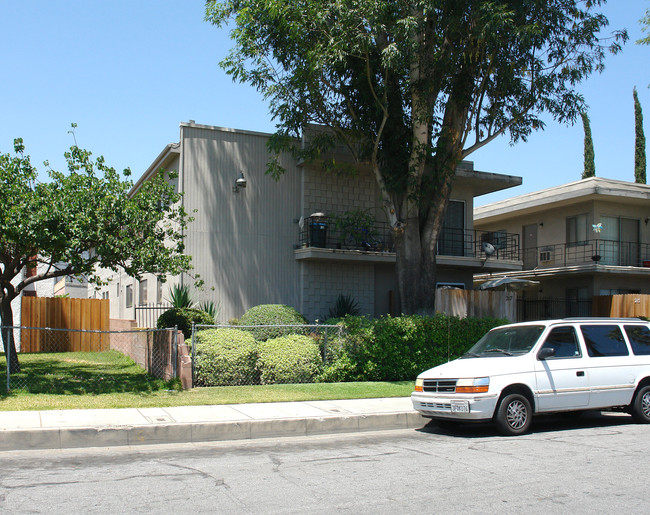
[522,239,650,269]
[298,216,395,252]
[297,215,520,259]
[517,298,593,321]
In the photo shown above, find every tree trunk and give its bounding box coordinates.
[1,296,21,373]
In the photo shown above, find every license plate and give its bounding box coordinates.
[451,400,470,413]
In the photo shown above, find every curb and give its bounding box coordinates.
[0,411,428,451]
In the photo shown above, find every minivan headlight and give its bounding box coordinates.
[414,378,424,392]
[455,377,490,394]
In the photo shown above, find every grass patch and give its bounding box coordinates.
[0,352,413,411]
[1,351,176,395]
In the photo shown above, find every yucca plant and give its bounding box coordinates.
[166,284,195,309]
[199,300,220,322]
[328,294,361,319]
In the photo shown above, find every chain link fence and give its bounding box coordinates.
[191,324,345,387]
[1,326,182,393]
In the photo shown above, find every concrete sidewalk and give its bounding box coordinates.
[0,397,428,451]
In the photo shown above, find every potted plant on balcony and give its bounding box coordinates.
[332,209,381,251]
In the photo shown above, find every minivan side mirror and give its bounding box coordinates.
[538,347,556,360]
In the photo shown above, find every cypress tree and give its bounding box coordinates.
[634,87,647,184]
[581,112,596,179]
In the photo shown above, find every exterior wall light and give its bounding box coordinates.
[233,171,247,192]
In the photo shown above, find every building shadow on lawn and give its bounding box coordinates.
[0,351,172,395]
[416,411,634,439]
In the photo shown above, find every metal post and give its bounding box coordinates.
[322,326,328,363]
[172,325,178,379]
[191,323,196,388]
[5,327,10,393]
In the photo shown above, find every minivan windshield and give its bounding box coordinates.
[463,325,545,357]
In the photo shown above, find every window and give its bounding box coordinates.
[102,291,109,300]
[156,278,163,304]
[540,327,580,358]
[437,282,465,289]
[581,325,628,357]
[126,284,133,308]
[625,325,650,355]
[566,214,588,245]
[139,279,148,305]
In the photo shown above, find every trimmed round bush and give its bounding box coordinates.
[257,335,322,384]
[193,328,258,386]
[156,308,215,339]
[239,304,307,341]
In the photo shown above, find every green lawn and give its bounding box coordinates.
[0,352,414,411]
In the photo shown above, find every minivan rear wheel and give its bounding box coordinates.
[631,385,650,423]
[495,393,532,435]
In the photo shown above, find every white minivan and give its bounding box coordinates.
[411,318,650,435]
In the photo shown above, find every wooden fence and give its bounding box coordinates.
[592,294,650,319]
[20,297,110,352]
[435,289,515,321]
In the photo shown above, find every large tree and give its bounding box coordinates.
[634,87,647,183]
[206,0,625,314]
[0,138,193,371]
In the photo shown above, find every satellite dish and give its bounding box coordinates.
[482,241,496,256]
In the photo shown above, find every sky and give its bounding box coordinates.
[1,1,649,207]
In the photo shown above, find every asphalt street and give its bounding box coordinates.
[0,411,646,514]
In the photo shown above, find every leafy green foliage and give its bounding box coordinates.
[0,135,194,367]
[638,7,650,45]
[206,0,626,314]
[319,314,508,382]
[257,335,322,384]
[193,328,258,386]
[239,304,307,341]
[328,294,361,319]
[156,308,215,339]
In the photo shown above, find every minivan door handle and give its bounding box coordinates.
[577,371,585,377]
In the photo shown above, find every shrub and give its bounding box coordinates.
[327,314,508,382]
[193,328,258,386]
[257,335,322,384]
[239,304,307,341]
[156,308,215,339]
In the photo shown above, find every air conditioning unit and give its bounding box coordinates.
[539,248,553,263]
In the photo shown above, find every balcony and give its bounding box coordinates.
[523,239,650,269]
[295,215,520,269]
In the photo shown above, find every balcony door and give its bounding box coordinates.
[523,224,538,269]
[600,216,639,266]
[439,200,465,256]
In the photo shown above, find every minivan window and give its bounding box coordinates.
[464,325,545,357]
[625,325,650,355]
[581,325,628,357]
[539,326,580,358]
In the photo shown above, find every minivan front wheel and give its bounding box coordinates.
[631,385,650,423]
[495,393,532,435]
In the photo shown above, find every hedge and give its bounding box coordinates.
[157,308,215,339]
[193,328,258,386]
[238,304,307,341]
[319,314,508,382]
[257,335,322,384]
